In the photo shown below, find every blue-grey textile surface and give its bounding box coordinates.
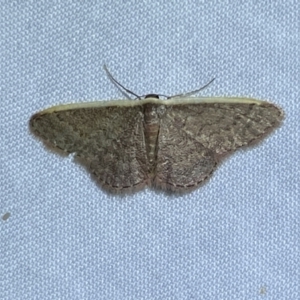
[1,1,299,299]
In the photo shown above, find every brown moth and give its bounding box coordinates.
[30,70,283,194]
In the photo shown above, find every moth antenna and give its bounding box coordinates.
[169,78,216,99]
[103,65,141,99]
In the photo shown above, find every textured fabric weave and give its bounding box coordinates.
[1,1,299,299]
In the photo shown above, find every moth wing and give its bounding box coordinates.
[30,104,150,193]
[154,98,283,191]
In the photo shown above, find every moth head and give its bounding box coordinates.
[144,94,160,99]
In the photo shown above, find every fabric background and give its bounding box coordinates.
[1,1,299,299]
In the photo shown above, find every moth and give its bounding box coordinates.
[30,67,284,193]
